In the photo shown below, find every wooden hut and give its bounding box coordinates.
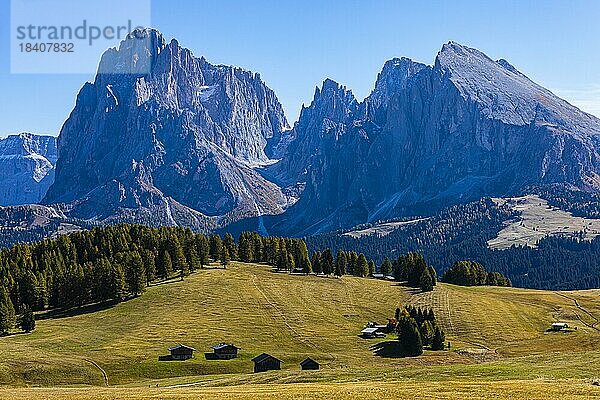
[252,353,282,373]
[168,344,195,360]
[300,357,320,370]
[211,343,240,359]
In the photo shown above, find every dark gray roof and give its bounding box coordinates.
[168,344,196,351]
[300,357,319,366]
[252,353,283,363]
[211,343,240,350]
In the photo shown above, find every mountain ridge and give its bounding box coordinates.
[2,30,600,239]
[0,133,57,206]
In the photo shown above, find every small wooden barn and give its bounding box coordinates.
[168,344,195,360]
[252,353,282,373]
[211,343,239,359]
[361,327,385,338]
[550,322,569,331]
[300,357,319,370]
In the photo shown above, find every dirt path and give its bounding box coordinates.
[341,277,359,317]
[554,292,600,331]
[84,359,108,386]
[250,274,337,364]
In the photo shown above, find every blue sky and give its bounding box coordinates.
[1,0,600,136]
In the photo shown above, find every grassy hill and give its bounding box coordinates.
[1,262,600,399]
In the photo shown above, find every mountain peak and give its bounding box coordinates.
[371,57,427,103]
[0,133,57,206]
[98,28,168,75]
[318,78,349,93]
[312,78,357,108]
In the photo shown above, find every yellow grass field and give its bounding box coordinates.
[2,262,600,399]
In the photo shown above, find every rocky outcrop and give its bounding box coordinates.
[269,42,600,235]
[33,32,600,236]
[43,29,290,224]
[0,133,57,206]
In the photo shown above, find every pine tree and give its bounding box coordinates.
[295,241,312,274]
[286,253,296,272]
[0,286,15,335]
[157,250,173,279]
[419,320,435,347]
[196,235,210,268]
[265,239,280,266]
[396,316,423,357]
[185,245,199,272]
[428,266,437,286]
[108,264,126,303]
[356,254,369,277]
[209,235,223,261]
[222,233,238,260]
[142,249,156,286]
[238,233,253,262]
[20,270,38,309]
[220,246,230,269]
[20,306,35,332]
[335,251,347,277]
[170,236,187,273]
[311,252,322,274]
[431,326,445,350]
[380,257,393,277]
[126,252,146,296]
[321,249,334,275]
[35,272,48,310]
[420,268,435,292]
[347,252,358,276]
[368,260,376,276]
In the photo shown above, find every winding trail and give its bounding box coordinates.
[250,273,337,365]
[84,359,108,386]
[554,292,600,331]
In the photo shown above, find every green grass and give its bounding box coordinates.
[1,262,600,398]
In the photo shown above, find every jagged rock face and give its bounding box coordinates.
[35,33,600,235]
[44,29,290,222]
[272,43,600,235]
[0,133,57,206]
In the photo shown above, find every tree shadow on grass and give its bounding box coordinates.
[1,331,29,338]
[36,299,127,321]
[370,341,408,358]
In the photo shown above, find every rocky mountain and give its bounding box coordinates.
[43,29,290,227]
[12,31,598,238]
[0,133,57,206]
[266,42,600,235]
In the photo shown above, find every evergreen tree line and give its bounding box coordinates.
[393,306,445,357]
[0,224,218,334]
[305,198,600,290]
[0,226,321,333]
[0,223,449,334]
[442,260,511,287]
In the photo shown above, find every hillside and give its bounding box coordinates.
[1,262,600,399]
[487,195,600,249]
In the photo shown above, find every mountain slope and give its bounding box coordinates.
[266,42,600,235]
[13,33,600,238]
[43,29,290,225]
[0,133,57,206]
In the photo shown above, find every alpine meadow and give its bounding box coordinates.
[2,1,600,399]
